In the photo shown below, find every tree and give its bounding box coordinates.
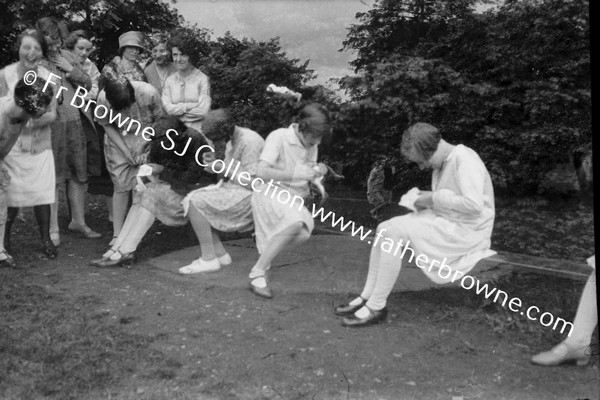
[0,0,330,141]
[342,0,484,72]
[336,0,590,195]
[0,0,182,66]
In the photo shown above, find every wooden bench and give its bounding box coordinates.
[475,251,592,282]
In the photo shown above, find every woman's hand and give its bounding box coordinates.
[202,151,216,165]
[134,153,149,166]
[50,55,74,73]
[146,163,164,175]
[294,164,318,181]
[414,191,433,210]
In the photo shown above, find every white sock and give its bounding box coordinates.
[250,276,267,288]
[109,251,122,261]
[354,306,370,319]
[102,249,115,259]
[349,296,363,306]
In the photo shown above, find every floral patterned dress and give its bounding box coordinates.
[182,126,264,232]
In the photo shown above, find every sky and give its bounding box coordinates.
[172,0,375,89]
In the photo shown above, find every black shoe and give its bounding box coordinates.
[41,240,58,259]
[334,298,365,316]
[341,307,388,328]
[93,251,136,268]
[0,250,17,268]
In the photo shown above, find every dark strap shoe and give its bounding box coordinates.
[341,307,388,328]
[334,298,365,316]
[94,251,136,268]
[41,240,58,259]
[0,250,17,268]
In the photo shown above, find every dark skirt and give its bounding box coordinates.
[87,123,114,196]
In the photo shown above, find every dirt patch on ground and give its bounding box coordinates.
[1,190,598,399]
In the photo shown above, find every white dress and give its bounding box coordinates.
[0,64,56,207]
[393,144,496,283]
[251,124,317,254]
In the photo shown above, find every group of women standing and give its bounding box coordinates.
[0,20,215,267]
[0,19,331,304]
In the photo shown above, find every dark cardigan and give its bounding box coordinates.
[148,126,216,195]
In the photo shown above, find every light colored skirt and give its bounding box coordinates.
[4,149,55,207]
[251,184,313,254]
[104,135,148,192]
[136,181,187,226]
[182,181,253,233]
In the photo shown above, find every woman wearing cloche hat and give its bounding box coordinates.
[100,31,148,87]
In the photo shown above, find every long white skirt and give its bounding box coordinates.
[4,148,55,207]
[251,184,313,254]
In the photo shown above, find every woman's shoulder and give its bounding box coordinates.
[0,63,18,78]
[268,125,293,138]
[237,126,265,143]
[163,72,178,85]
[143,61,156,74]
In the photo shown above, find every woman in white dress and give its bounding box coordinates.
[0,29,58,259]
[335,122,495,327]
[248,104,331,299]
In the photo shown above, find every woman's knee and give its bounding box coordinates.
[377,219,408,240]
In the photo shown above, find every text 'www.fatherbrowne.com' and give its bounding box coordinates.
[310,204,574,337]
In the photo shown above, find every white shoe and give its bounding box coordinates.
[218,253,232,266]
[179,258,221,274]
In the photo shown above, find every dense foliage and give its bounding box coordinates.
[337,0,591,195]
[0,0,320,138]
[0,0,591,195]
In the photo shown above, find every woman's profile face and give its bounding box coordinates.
[300,132,321,148]
[151,43,169,65]
[72,38,93,63]
[122,46,140,62]
[19,36,43,69]
[406,147,432,170]
[172,47,192,72]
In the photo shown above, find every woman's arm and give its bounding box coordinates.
[29,96,57,129]
[103,124,137,165]
[161,79,187,116]
[181,74,211,119]
[256,160,316,183]
[53,52,92,91]
[431,154,487,216]
[86,62,100,100]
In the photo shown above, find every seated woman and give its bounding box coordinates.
[248,103,331,299]
[90,116,215,267]
[178,109,264,274]
[95,65,164,244]
[335,122,495,327]
[531,255,596,366]
[162,32,211,133]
